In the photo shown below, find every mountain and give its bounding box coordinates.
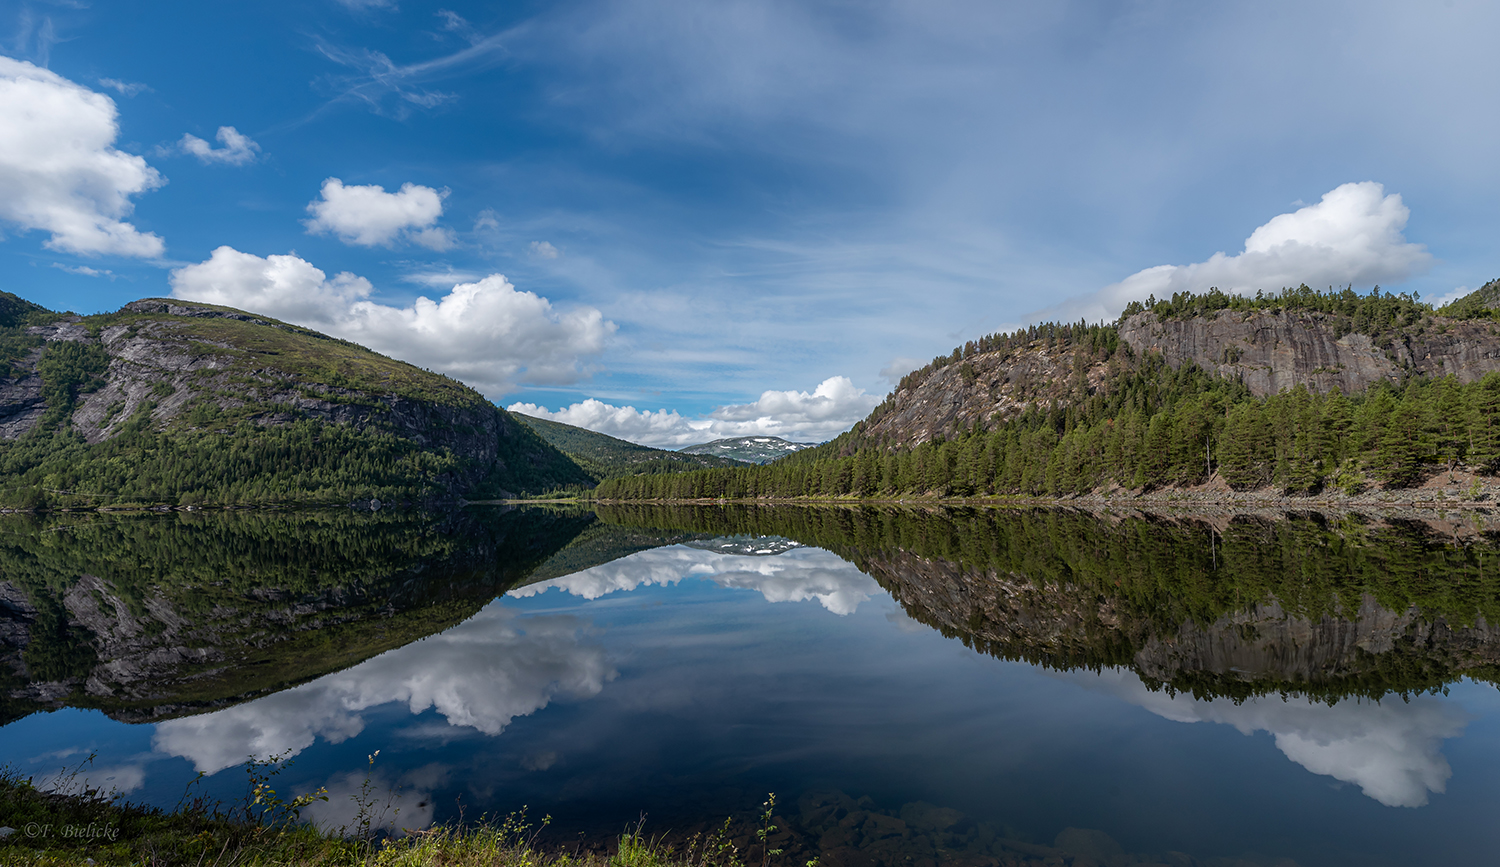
[860,284,1500,450]
[512,413,749,479]
[597,285,1500,500]
[679,435,817,464]
[0,294,591,508]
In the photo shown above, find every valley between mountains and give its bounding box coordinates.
[6,283,1500,509]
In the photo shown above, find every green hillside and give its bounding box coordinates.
[0,294,592,508]
[513,413,748,481]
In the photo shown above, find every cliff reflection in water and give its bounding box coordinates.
[598,504,1500,704]
[0,506,699,726]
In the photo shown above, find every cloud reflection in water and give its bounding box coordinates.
[509,545,879,615]
[1078,668,1474,808]
[152,606,613,774]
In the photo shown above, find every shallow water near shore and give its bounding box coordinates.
[3,505,1500,866]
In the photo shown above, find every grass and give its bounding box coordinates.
[0,760,774,867]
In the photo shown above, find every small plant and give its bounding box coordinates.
[243,750,327,829]
[756,793,783,867]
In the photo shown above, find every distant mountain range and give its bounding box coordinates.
[512,414,750,479]
[678,436,818,464]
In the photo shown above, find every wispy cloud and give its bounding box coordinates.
[51,262,113,278]
[312,25,515,117]
[176,126,260,166]
[97,77,150,97]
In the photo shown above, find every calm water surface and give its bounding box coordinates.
[2,506,1499,866]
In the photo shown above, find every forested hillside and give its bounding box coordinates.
[0,294,591,508]
[513,413,748,481]
[598,284,1500,500]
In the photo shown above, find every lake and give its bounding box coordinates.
[2,504,1499,866]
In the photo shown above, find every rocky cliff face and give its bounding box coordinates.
[866,550,1500,696]
[860,341,1109,448]
[1117,309,1500,397]
[859,307,1500,448]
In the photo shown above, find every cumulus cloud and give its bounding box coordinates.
[1078,668,1473,808]
[169,246,613,396]
[0,57,165,257]
[178,126,260,166]
[1028,182,1432,325]
[510,545,880,616]
[304,178,448,247]
[509,375,877,448]
[152,604,613,775]
[530,240,560,259]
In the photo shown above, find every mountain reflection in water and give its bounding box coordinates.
[2,505,1499,866]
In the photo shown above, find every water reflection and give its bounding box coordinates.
[510,545,879,616]
[3,504,1500,864]
[1072,667,1474,807]
[152,604,613,773]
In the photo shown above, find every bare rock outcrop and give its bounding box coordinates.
[1117,309,1500,397]
[858,307,1500,449]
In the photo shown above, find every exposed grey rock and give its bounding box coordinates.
[1118,309,1500,397]
[861,307,1500,448]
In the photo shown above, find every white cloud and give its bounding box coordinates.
[51,262,112,278]
[530,240,560,259]
[510,375,877,448]
[97,78,150,97]
[510,545,879,616]
[401,267,481,287]
[1026,182,1433,325]
[304,178,448,247]
[151,604,613,775]
[510,398,705,446]
[0,57,165,257]
[169,246,614,396]
[178,126,260,166]
[1079,668,1473,808]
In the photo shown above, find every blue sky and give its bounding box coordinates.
[4,0,1500,445]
